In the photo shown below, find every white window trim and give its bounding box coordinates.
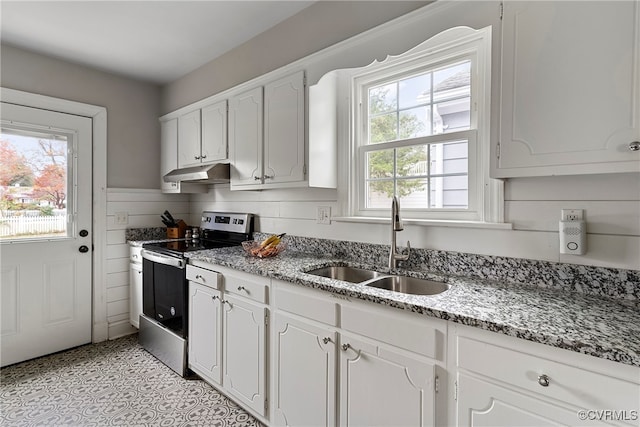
[336,26,506,227]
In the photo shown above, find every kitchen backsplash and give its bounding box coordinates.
[254,232,640,303]
[127,227,638,303]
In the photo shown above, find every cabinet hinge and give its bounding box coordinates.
[454,380,458,401]
[435,375,439,393]
[499,2,504,20]
[303,164,307,176]
[265,399,268,411]
[265,312,269,327]
[496,142,501,159]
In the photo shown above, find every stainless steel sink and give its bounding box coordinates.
[306,266,385,283]
[365,275,450,296]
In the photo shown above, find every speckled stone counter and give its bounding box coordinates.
[188,246,640,368]
[126,227,166,242]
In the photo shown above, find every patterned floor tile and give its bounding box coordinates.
[0,334,263,427]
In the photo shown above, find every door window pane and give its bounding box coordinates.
[0,130,69,240]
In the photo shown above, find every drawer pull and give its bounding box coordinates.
[211,295,219,301]
[322,337,332,344]
[237,286,246,292]
[195,274,204,280]
[538,374,550,387]
[341,343,351,351]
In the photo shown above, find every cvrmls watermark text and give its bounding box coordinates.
[577,410,638,422]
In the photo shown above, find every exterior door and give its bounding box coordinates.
[1,103,92,367]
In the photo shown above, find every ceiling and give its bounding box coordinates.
[0,1,315,85]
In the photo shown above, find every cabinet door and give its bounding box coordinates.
[273,312,337,427]
[457,374,581,427]
[222,293,267,416]
[178,109,202,168]
[264,70,305,184]
[339,334,436,427]
[201,100,228,162]
[160,119,180,193]
[129,262,142,328]
[495,1,640,177]
[188,282,222,385]
[230,87,263,187]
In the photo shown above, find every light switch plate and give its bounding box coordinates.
[115,212,128,225]
[317,206,331,225]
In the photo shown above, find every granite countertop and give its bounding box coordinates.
[187,246,640,368]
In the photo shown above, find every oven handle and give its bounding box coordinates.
[141,249,186,269]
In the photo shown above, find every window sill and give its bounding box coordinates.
[332,216,513,230]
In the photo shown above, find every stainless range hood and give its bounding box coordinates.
[163,162,230,184]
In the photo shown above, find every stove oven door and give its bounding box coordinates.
[141,250,187,337]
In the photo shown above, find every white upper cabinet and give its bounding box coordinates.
[230,70,306,190]
[178,100,228,169]
[494,1,640,177]
[229,87,264,187]
[160,118,180,193]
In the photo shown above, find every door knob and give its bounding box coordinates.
[79,245,89,253]
[79,229,89,237]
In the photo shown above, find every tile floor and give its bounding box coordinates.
[0,334,262,426]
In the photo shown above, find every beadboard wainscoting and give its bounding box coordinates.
[106,189,189,339]
[188,172,640,271]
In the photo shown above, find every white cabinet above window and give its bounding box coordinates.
[494,0,640,177]
[177,100,228,169]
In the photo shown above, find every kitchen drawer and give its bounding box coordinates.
[341,303,445,360]
[457,335,640,412]
[223,270,268,304]
[186,265,220,290]
[130,245,143,264]
[273,280,338,326]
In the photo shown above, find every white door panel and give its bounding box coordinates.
[1,103,92,366]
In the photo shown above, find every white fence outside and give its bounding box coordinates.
[0,214,67,238]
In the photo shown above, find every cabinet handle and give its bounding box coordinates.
[211,295,219,301]
[629,141,640,152]
[195,274,204,280]
[194,155,201,160]
[263,175,274,180]
[132,254,138,259]
[538,374,550,387]
[341,343,351,351]
[201,154,207,159]
[322,337,332,344]
[254,176,261,181]
[237,286,246,292]
[221,300,232,308]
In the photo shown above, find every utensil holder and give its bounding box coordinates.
[166,220,188,238]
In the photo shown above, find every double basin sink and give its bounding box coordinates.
[306,265,450,296]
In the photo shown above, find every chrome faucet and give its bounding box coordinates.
[389,196,410,269]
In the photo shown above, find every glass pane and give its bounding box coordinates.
[398,178,428,209]
[1,130,69,240]
[366,149,394,179]
[434,97,471,134]
[430,140,468,175]
[369,83,397,114]
[433,61,471,95]
[369,113,398,144]
[399,107,430,138]
[430,176,468,209]
[399,73,431,108]
[396,145,428,177]
[366,180,393,209]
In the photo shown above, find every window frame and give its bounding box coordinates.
[344,26,501,224]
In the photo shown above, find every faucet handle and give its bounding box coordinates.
[397,241,411,261]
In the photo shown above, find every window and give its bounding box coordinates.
[348,26,501,223]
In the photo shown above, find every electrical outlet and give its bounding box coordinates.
[561,209,583,221]
[317,206,331,225]
[115,212,128,225]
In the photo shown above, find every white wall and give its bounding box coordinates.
[105,189,189,339]
[189,173,639,271]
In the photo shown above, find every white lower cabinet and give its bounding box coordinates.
[339,332,436,427]
[223,292,267,416]
[273,313,337,427]
[187,263,269,422]
[272,280,445,427]
[453,325,640,427]
[188,281,222,385]
[128,245,143,328]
